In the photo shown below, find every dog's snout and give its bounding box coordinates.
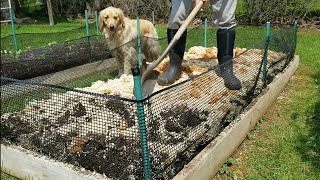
[110,24,114,29]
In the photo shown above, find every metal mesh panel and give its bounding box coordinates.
[1,35,112,79]
[145,39,268,179]
[265,27,296,84]
[1,78,144,179]
[1,22,296,179]
[143,26,297,179]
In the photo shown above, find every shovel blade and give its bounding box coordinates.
[141,70,159,98]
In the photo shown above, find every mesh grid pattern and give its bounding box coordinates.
[145,39,270,179]
[1,79,144,179]
[1,35,112,80]
[1,22,296,179]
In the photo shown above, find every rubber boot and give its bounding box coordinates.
[217,28,242,90]
[157,28,187,85]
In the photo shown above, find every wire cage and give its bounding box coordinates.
[1,21,297,179]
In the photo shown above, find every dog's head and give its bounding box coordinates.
[99,7,125,35]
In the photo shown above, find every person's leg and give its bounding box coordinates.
[158,0,193,85]
[210,0,241,90]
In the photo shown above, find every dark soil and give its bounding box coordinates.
[64,135,144,179]
[105,99,136,127]
[162,105,208,132]
[0,113,35,143]
[72,102,87,117]
[2,113,145,180]
[147,118,161,142]
[57,110,71,126]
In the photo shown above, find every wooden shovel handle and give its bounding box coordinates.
[141,0,204,83]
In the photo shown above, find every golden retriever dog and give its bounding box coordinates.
[99,6,161,76]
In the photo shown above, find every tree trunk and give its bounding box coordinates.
[95,0,102,11]
[86,1,94,19]
[10,0,21,19]
[47,0,54,25]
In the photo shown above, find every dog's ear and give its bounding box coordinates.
[98,10,105,33]
[117,8,125,29]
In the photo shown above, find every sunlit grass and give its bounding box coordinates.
[218,30,320,179]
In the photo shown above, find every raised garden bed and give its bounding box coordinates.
[1,42,296,179]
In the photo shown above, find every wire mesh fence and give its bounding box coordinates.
[1,23,99,51]
[1,21,297,179]
[1,34,112,79]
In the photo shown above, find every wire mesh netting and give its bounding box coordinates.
[1,36,114,79]
[1,23,99,51]
[1,21,297,179]
[0,24,113,80]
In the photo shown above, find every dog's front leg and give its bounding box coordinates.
[123,55,132,75]
[115,53,124,77]
[123,47,139,75]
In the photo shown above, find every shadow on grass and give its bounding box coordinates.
[296,71,320,172]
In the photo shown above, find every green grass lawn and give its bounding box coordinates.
[0,19,85,37]
[1,171,19,180]
[1,19,99,53]
[1,21,319,179]
[1,21,265,54]
[215,29,320,179]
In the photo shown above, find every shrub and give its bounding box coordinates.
[242,0,315,25]
[47,0,172,20]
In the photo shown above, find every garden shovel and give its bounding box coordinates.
[141,0,205,97]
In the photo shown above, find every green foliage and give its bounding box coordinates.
[218,158,236,178]
[247,133,254,140]
[16,49,22,55]
[226,157,236,166]
[4,0,320,29]
[242,0,315,25]
[258,116,264,124]
[218,164,228,174]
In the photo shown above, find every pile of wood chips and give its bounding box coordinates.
[78,46,247,99]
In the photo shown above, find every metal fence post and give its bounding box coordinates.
[8,0,18,52]
[204,17,207,48]
[152,10,155,27]
[263,21,270,83]
[95,10,99,34]
[293,19,298,54]
[85,10,91,57]
[132,65,152,180]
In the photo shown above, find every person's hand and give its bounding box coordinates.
[195,0,208,11]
